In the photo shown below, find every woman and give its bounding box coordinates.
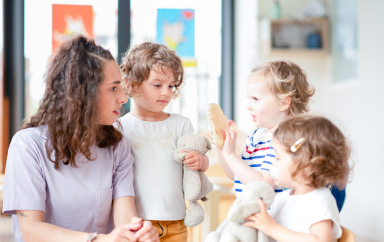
[2,35,158,242]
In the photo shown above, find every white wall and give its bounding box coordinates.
[234,0,259,133]
[235,1,384,241]
[328,1,384,241]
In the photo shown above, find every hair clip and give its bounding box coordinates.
[290,137,306,152]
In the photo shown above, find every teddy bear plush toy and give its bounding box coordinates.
[205,181,275,242]
[173,133,214,227]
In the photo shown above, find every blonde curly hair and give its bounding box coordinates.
[250,60,315,115]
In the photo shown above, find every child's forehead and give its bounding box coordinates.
[148,65,175,81]
[247,71,270,83]
[246,74,272,90]
[151,63,172,74]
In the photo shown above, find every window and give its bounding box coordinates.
[331,0,358,83]
[24,0,118,118]
[130,0,222,132]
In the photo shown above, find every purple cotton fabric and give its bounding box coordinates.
[2,126,134,241]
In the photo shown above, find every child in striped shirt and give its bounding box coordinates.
[217,60,315,197]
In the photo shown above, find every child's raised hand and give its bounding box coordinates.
[183,151,204,171]
[221,129,237,159]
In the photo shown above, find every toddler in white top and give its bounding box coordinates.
[244,115,352,242]
[118,42,210,242]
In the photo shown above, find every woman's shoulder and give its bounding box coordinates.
[11,126,47,144]
[114,135,131,149]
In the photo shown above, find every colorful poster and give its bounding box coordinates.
[156,9,196,67]
[52,4,94,52]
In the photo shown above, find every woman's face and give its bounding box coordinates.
[96,60,128,125]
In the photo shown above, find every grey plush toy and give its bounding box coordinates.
[205,181,275,242]
[173,133,214,227]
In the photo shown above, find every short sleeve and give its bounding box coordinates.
[2,131,47,215]
[111,137,135,200]
[181,116,195,136]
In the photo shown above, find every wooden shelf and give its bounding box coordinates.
[269,17,329,54]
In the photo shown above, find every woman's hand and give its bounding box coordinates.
[135,220,159,242]
[101,217,159,242]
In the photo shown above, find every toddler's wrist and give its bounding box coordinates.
[224,152,236,161]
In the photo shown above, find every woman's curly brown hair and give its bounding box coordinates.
[23,35,123,169]
[120,42,184,97]
[251,61,315,115]
[273,115,352,189]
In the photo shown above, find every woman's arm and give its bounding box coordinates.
[112,196,137,226]
[17,210,92,242]
[16,197,156,242]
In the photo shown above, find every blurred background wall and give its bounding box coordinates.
[1,0,383,241]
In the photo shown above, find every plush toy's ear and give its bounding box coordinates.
[176,135,188,148]
[204,136,212,151]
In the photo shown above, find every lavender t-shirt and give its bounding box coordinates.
[2,126,135,241]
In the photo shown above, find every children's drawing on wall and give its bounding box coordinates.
[52,4,94,52]
[156,8,197,67]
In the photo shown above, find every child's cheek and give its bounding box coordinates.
[270,164,278,180]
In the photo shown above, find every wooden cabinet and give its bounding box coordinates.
[269,17,329,54]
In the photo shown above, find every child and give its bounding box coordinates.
[2,35,158,242]
[118,42,210,242]
[219,61,315,195]
[244,115,351,242]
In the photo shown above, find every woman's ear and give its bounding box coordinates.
[279,96,291,112]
